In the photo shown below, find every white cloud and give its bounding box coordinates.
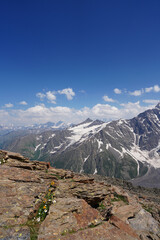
[153,85,160,92]
[0,110,9,123]
[79,90,86,94]
[19,101,27,105]
[58,88,75,100]
[103,95,115,102]
[114,88,122,94]
[36,92,46,100]
[145,87,153,93]
[36,91,56,104]
[143,99,160,104]
[119,101,151,118]
[46,91,56,104]
[0,100,157,126]
[129,89,143,96]
[4,103,14,108]
[145,85,160,93]
[36,88,75,103]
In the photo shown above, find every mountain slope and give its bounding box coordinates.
[1,103,160,187]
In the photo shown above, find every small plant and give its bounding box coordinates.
[111,193,128,204]
[61,229,76,235]
[141,203,153,214]
[27,180,57,239]
[0,158,6,165]
[50,173,62,180]
[88,219,102,228]
[99,202,106,210]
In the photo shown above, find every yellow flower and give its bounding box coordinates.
[49,189,51,192]
[51,181,55,186]
[43,205,46,209]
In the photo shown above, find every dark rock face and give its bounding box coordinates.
[0,150,160,239]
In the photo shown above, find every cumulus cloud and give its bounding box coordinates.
[145,85,160,93]
[114,88,122,94]
[36,88,75,103]
[19,101,27,105]
[0,100,155,126]
[36,92,46,100]
[103,95,115,102]
[143,99,160,104]
[4,103,14,108]
[125,84,160,96]
[119,101,151,118]
[145,87,153,93]
[46,91,56,103]
[129,89,143,96]
[58,88,75,100]
[153,85,160,92]
[36,91,56,104]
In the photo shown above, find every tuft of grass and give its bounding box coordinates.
[141,203,153,214]
[111,193,128,204]
[50,173,62,180]
[25,219,39,240]
[61,228,77,236]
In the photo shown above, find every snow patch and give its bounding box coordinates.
[35,144,41,151]
[117,119,125,125]
[127,142,160,170]
[40,143,47,150]
[84,155,90,162]
[48,133,55,140]
[65,122,108,149]
[50,151,56,154]
[54,143,63,149]
[36,135,42,141]
[93,168,97,174]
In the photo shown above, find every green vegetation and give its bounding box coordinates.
[27,180,56,239]
[111,193,128,204]
[99,202,106,210]
[25,219,39,240]
[141,203,153,214]
[50,173,62,180]
[0,158,6,165]
[61,229,76,236]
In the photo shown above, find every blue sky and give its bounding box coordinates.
[0,0,160,125]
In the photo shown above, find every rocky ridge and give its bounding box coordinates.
[0,150,160,240]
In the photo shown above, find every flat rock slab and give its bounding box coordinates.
[39,222,139,240]
[0,151,55,239]
[0,150,159,240]
[0,226,30,240]
[38,198,102,239]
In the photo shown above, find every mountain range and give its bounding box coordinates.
[1,103,160,188]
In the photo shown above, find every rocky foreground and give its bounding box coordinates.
[0,150,160,240]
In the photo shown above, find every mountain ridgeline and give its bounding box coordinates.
[1,103,160,188]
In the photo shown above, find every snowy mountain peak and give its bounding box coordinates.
[1,104,160,188]
[155,102,160,109]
